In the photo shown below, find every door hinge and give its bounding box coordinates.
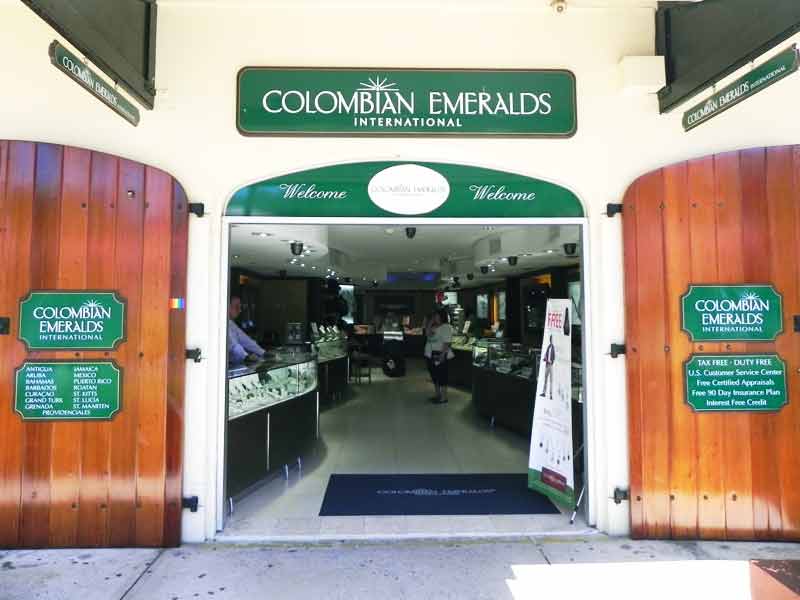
[609,343,626,358]
[0,317,9,335]
[794,315,800,332]
[188,202,205,217]
[606,203,623,217]
[182,496,199,512]
[613,487,629,504]
[185,348,202,362]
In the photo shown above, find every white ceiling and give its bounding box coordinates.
[230,223,580,289]
[158,0,671,8]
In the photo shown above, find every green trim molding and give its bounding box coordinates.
[226,162,584,218]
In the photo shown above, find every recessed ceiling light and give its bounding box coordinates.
[312,266,317,270]
[301,263,305,267]
[233,255,240,259]
[546,249,555,254]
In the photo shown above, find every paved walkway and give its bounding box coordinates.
[3,536,800,600]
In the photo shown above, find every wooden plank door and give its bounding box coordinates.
[623,145,800,540]
[0,141,188,548]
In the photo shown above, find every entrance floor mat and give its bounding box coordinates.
[319,473,559,516]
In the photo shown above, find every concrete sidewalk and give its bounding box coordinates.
[2,536,799,600]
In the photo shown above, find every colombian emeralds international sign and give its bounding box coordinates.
[683,45,799,132]
[19,291,127,350]
[685,354,787,413]
[15,361,122,421]
[49,41,140,126]
[237,68,577,136]
[681,285,783,342]
[226,162,584,218]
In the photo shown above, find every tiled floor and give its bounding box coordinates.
[220,360,590,541]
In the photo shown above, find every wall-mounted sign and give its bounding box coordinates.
[15,361,122,421]
[226,162,584,218]
[19,290,127,350]
[685,354,787,413]
[237,68,577,136]
[683,45,799,132]
[681,284,783,342]
[48,40,140,127]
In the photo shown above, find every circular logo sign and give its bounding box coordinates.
[367,164,450,215]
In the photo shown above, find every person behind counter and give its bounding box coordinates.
[228,295,266,364]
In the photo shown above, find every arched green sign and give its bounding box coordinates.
[226,162,584,218]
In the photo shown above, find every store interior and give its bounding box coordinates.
[223,223,585,533]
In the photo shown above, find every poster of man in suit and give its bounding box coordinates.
[528,298,575,508]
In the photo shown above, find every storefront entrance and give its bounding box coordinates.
[216,161,593,538]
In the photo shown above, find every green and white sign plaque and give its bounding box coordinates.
[685,354,787,413]
[683,45,799,132]
[49,40,140,126]
[226,161,584,218]
[237,68,577,136]
[19,291,127,351]
[15,361,122,421]
[681,285,783,342]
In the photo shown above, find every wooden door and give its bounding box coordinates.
[623,145,800,540]
[0,141,188,547]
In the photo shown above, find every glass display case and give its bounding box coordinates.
[450,334,477,352]
[312,328,348,363]
[488,345,539,380]
[471,338,506,368]
[227,353,317,420]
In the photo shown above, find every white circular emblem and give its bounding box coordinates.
[367,164,450,215]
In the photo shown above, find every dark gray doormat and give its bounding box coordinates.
[319,473,559,516]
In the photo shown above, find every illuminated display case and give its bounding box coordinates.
[488,346,539,380]
[227,353,317,421]
[471,339,506,368]
[313,329,348,363]
[450,334,477,352]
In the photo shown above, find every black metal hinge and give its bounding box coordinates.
[188,202,205,217]
[606,203,624,217]
[185,348,202,362]
[794,315,800,332]
[0,317,9,335]
[613,487,629,504]
[610,343,626,358]
[182,496,199,512]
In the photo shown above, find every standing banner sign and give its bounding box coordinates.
[528,299,575,508]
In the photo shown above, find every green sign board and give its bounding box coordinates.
[19,291,127,350]
[237,68,577,136]
[681,285,783,342]
[683,45,799,131]
[226,161,584,218]
[49,40,140,126]
[15,361,122,421]
[685,354,787,413]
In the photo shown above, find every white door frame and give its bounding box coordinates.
[213,215,595,534]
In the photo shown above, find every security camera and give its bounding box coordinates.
[290,241,304,256]
[279,269,287,279]
[467,273,474,281]
[508,256,518,266]
[480,266,489,275]
[563,243,578,257]
[405,227,417,239]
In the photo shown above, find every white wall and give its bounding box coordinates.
[2,1,800,541]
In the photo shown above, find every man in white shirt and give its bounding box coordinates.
[228,296,266,364]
